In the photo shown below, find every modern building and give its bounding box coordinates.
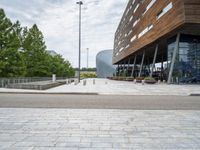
[96,50,116,78]
[113,0,200,83]
[47,50,58,56]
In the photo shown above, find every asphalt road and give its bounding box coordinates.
[0,94,200,110]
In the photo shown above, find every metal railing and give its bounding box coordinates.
[0,77,69,88]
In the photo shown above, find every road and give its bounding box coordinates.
[0,94,200,110]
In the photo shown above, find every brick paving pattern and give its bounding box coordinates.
[0,108,200,150]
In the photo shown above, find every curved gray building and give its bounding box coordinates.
[96,50,116,78]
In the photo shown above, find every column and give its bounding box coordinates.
[167,33,180,84]
[150,44,158,77]
[139,51,145,77]
[131,55,137,77]
[123,60,126,77]
[127,58,131,77]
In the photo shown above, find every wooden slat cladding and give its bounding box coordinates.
[113,0,187,64]
[184,0,200,23]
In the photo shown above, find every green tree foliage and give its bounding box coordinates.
[22,24,49,77]
[48,54,75,77]
[0,8,74,77]
[0,9,26,77]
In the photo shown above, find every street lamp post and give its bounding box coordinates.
[86,48,89,70]
[76,1,83,83]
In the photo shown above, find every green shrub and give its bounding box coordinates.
[80,72,97,79]
[144,77,156,81]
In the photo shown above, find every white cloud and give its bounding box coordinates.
[0,0,128,68]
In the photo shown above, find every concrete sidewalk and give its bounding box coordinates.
[0,78,200,96]
[0,108,200,150]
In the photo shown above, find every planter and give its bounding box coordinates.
[136,77,144,83]
[125,77,134,81]
[136,80,142,83]
[144,80,157,84]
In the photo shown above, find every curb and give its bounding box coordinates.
[190,94,200,96]
[0,92,99,95]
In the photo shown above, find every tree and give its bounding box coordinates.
[22,24,49,77]
[0,9,26,77]
[48,54,75,77]
[0,8,75,78]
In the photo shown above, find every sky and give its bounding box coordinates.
[0,0,128,68]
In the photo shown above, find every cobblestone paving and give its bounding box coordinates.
[0,108,200,150]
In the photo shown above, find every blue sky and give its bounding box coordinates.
[0,0,127,68]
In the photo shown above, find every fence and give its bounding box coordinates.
[0,77,68,88]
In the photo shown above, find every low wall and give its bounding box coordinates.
[6,80,68,90]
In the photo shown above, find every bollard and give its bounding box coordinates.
[93,79,95,85]
[66,79,69,85]
[142,80,145,85]
[83,80,86,86]
[163,80,166,83]
[158,80,161,84]
[134,79,137,84]
[52,74,56,83]
[74,79,78,85]
[176,77,179,84]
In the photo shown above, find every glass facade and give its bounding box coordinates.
[96,50,116,78]
[167,34,200,83]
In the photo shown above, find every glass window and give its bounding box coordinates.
[132,0,135,5]
[129,16,133,22]
[125,44,130,49]
[128,30,133,35]
[138,24,153,38]
[157,2,173,20]
[143,0,156,16]
[134,4,140,13]
[131,35,137,42]
[119,47,124,52]
[133,18,140,27]
[167,34,200,83]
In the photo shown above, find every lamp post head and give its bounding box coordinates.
[76,1,83,5]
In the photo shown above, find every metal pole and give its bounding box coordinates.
[86,48,89,70]
[168,33,180,84]
[76,1,83,83]
[150,44,158,77]
[139,51,145,77]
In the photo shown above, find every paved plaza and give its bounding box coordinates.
[0,108,200,150]
[0,79,200,149]
[0,78,200,96]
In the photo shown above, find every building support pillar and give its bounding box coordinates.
[150,44,158,77]
[131,55,137,77]
[139,51,145,77]
[167,33,180,84]
[117,64,119,76]
[147,57,151,75]
[127,58,131,77]
[123,60,126,77]
[161,54,164,80]
[120,63,122,76]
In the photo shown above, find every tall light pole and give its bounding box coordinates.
[76,1,83,83]
[86,48,89,70]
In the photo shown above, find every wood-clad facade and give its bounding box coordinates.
[113,0,200,83]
